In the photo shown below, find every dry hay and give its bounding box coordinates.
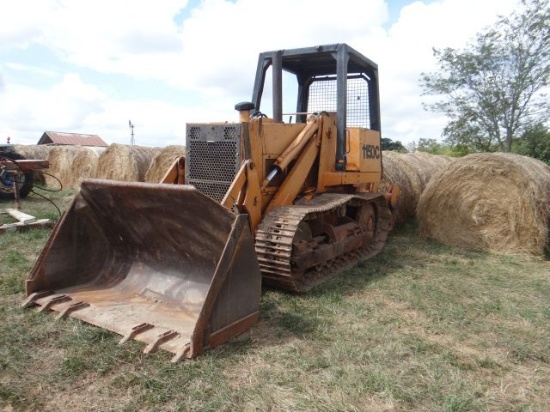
[380,151,457,227]
[96,144,161,182]
[417,152,550,256]
[44,145,85,189]
[71,146,107,189]
[145,145,186,183]
[379,151,423,226]
[12,144,53,160]
[401,151,455,191]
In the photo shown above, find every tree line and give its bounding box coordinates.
[384,0,550,164]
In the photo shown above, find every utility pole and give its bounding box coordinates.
[129,120,135,145]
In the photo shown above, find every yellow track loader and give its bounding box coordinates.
[23,44,398,361]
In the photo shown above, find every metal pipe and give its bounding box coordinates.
[272,51,283,123]
[335,45,349,171]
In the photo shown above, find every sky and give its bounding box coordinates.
[0,0,520,148]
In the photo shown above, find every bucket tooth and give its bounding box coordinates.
[171,344,191,363]
[38,295,71,312]
[55,301,90,320]
[21,290,54,308]
[119,323,155,345]
[144,330,179,354]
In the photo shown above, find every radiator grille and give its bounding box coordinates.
[186,124,241,203]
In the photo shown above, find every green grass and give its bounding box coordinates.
[0,191,549,411]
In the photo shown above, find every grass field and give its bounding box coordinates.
[1,189,549,411]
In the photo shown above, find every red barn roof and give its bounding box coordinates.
[38,131,108,147]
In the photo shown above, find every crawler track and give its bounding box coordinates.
[255,193,392,292]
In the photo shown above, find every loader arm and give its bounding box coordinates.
[263,123,322,214]
[220,113,330,233]
[262,114,321,185]
[221,160,262,233]
[160,156,186,184]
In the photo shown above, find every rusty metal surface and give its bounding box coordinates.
[5,160,49,171]
[38,132,108,147]
[25,179,262,360]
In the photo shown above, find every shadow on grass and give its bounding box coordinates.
[246,217,526,351]
[293,219,486,297]
[249,220,483,346]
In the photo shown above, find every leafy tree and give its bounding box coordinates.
[416,138,442,154]
[513,123,550,164]
[409,137,474,157]
[447,144,475,157]
[421,0,550,152]
[381,137,408,152]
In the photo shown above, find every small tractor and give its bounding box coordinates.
[0,144,40,201]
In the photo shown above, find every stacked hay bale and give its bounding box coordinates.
[71,146,106,189]
[401,152,455,191]
[12,144,53,160]
[380,151,422,226]
[145,145,186,183]
[97,144,160,182]
[417,153,550,256]
[380,151,455,226]
[44,145,84,189]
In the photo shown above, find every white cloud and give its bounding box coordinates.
[374,0,519,142]
[0,1,54,49]
[0,0,522,147]
[174,0,388,95]
[0,74,105,133]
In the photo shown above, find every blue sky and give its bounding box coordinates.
[0,0,519,147]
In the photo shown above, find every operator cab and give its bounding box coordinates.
[243,43,382,171]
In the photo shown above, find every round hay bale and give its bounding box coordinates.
[44,145,83,189]
[12,145,54,185]
[379,151,421,226]
[12,144,53,160]
[385,152,424,203]
[97,144,161,182]
[417,153,550,256]
[400,152,433,190]
[401,152,454,192]
[71,146,106,189]
[145,145,186,183]
[438,154,456,166]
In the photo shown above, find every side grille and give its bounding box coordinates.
[186,124,241,203]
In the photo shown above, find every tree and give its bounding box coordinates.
[416,138,442,154]
[408,138,474,157]
[381,137,408,152]
[513,123,550,164]
[420,0,550,153]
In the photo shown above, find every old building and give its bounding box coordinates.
[37,131,108,147]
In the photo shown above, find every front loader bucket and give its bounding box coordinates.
[23,180,261,362]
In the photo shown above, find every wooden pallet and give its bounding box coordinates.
[0,208,54,233]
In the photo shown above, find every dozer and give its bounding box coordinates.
[23,44,398,362]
